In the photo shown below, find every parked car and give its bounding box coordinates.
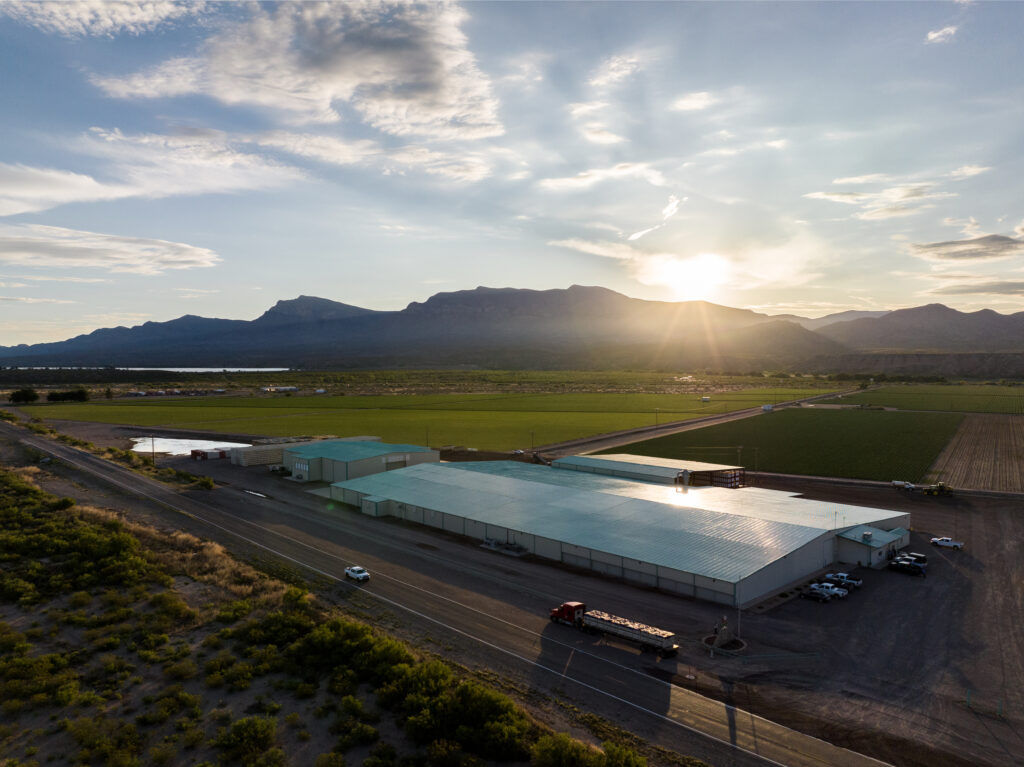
[902,552,928,564]
[800,589,831,602]
[344,566,370,581]
[930,537,964,550]
[825,573,863,588]
[889,559,926,576]
[810,582,848,599]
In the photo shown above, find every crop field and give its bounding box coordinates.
[927,414,1024,492]
[601,408,964,482]
[820,384,1024,414]
[20,387,831,451]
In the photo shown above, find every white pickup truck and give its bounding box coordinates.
[810,582,848,599]
[930,536,964,550]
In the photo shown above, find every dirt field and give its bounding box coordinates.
[926,414,1024,492]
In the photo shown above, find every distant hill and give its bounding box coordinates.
[1,287,1022,374]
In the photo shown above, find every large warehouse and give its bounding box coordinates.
[329,459,909,607]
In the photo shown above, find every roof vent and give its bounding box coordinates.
[862,531,873,541]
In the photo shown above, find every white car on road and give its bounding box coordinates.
[344,566,370,581]
[930,537,964,550]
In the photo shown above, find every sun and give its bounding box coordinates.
[641,253,732,302]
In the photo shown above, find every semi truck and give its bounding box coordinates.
[549,601,678,657]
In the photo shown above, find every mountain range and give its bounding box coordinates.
[3,285,1024,376]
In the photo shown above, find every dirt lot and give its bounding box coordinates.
[7,417,1024,767]
[927,413,1024,492]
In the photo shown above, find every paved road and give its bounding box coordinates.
[1,420,891,767]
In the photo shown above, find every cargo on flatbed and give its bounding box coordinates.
[550,601,678,656]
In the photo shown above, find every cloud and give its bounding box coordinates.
[385,146,492,182]
[671,91,718,111]
[92,3,503,140]
[942,216,982,236]
[0,224,221,274]
[931,281,1024,296]
[926,26,958,44]
[911,234,1024,261]
[581,124,626,144]
[588,55,640,88]
[700,139,787,158]
[9,274,109,283]
[0,281,27,288]
[0,129,304,216]
[832,174,892,185]
[950,165,990,179]
[251,132,380,166]
[806,180,953,220]
[0,295,74,304]
[175,287,221,299]
[539,163,666,191]
[628,195,685,240]
[568,101,607,118]
[0,0,204,37]
[0,163,135,216]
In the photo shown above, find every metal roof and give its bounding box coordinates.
[559,454,742,476]
[333,461,907,584]
[837,525,909,548]
[285,440,434,462]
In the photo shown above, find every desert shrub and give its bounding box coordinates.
[531,734,603,767]
[135,685,201,725]
[216,600,252,624]
[149,741,178,765]
[214,716,277,763]
[601,742,647,767]
[315,753,347,767]
[164,658,198,680]
[65,715,142,764]
[362,742,397,767]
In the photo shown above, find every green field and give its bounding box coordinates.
[601,408,964,481]
[20,387,832,451]
[820,384,1024,414]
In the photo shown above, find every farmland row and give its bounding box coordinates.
[927,414,1024,492]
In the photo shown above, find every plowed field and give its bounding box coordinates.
[927,413,1024,491]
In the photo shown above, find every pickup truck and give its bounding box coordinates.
[889,559,926,576]
[930,537,964,550]
[810,582,848,599]
[825,573,863,588]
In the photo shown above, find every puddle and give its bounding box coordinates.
[130,437,251,456]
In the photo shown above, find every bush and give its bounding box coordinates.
[9,388,39,404]
[215,717,277,763]
[530,734,602,767]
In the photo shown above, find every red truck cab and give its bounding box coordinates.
[550,601,586,625]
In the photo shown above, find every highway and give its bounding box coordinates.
[0,420,892,767]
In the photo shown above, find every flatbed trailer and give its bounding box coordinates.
[550,601,678,656]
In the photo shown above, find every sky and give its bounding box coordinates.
[1,0,1023,345]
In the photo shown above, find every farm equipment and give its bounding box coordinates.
[549,601,678,656]
[891,480,953,496]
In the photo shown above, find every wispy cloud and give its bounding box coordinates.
[806,179,954,220]
[581,124,626,145]
[539,163,666,191]
[628,194,685,241]
[931,280,1024,296]
[671,91,718,111]
[568,101,607,119]
[926,26,958,44]
[912,234,1024,262]
[175,287,221,299]
[700,139,787,158]
[832,173,893,185]
[942,216,982,237]
[0,128,304,216]
[10,274,109,283]
[950,165,989,179]
[588,55,640,88]
[91,3,503,140]
[0,0,205,37]
[0,295,74,304]
[0,224,221,274]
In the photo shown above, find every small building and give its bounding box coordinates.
[230,436,380,467]
[284,440,439,483]
[837,525,910,568]
[554,454,745,488]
